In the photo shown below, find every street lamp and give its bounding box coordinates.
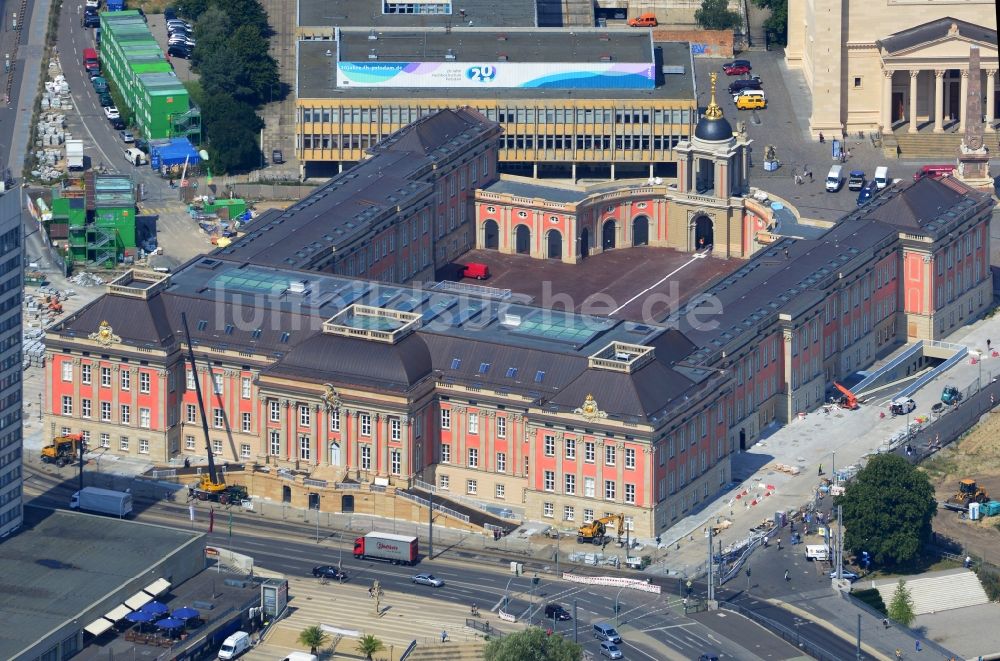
[614,587,627,626]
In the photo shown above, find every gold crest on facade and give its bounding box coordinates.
[89,320,121,347]
[574,394,607,421]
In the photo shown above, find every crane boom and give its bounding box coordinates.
[180,312,218,485]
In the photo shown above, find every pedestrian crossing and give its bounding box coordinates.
[248,574,507,660]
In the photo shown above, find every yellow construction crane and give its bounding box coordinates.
[576,514,625,545]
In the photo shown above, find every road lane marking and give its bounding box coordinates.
[609,254,703,315]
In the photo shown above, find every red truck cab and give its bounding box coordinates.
[82,47,99,73]
[461,262,490,280]
[913,164,955,181]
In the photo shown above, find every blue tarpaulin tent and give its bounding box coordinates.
[149,138,200,170]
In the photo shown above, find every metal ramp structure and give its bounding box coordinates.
[851,340,967,403]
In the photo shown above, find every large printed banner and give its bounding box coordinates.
[337,61,656,89]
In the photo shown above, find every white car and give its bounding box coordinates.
[600,642,624,659]
[411,573,444,587]
[103,106,120,120]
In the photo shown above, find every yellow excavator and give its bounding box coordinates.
[41,433,84,467]
[577,514,625,545]
[945,478,990,510]
[181,312,247,505]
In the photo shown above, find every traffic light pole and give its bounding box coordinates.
[78,436,85,494]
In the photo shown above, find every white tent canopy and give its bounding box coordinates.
[143,577,171,597]
[104,604,131,622]
[84,618,114,637]
[124,591,152,611]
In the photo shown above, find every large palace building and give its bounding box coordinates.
[43,108,994,538]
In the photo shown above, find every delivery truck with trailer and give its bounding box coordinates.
[70,486,133,517]
[353,532,418,565]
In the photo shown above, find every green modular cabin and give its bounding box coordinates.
[54,174,137,265]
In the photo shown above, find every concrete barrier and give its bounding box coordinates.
[561,572,661,594]
[498,610,516,623]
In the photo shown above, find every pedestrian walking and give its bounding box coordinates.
[965,555,973,568]
[987,338,992,351]
[784,570,790,581]
[818,132,825,144]
[882,618,889,629]
[915,640,922,652]
[805,166,813,182]
[441,630,448,643]
[895,649,902,660]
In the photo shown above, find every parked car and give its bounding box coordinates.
[168,45,192,58]
[723,60,752,75]
[103,105,120,119]
[856,179,879,206]
[110,117,125,130]
[544,604,572,621]
[98,92,113,107]
[599,642,624,659]
[627,12,657,27]
[411,573,444,587]
[847,170,866,191]
[829,569,860,581]
[311,565,347,581]
[119,130,135,144]
[728,78,762,95]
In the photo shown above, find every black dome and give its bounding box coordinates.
[694,114,733,141]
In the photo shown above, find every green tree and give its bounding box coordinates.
[174,0,209,20]
[750,0,788,45]
[837,454,936,568]
[695,0,741,30]
[356,634,385,660]
[888,579,916,627]
[209,0,269,36]
[297,625,327,655]
[200,94,265,173]
[484,627,583,661]
[191,6,232,69]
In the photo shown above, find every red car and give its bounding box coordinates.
[723,60,752,75]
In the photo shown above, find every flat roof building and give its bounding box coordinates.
[0,186,21,537]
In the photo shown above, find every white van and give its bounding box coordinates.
[874,166,889,189]
[124,147,147,166]
[283,654,318,661]
[217,631,251,659]
[805,544,830,561]
[825,165,843,192]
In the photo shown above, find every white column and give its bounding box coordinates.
[987,70,996,132]
[881,70,893,130]
[908,70,919,133]
[959,69,969,133]
[934,70,945,133]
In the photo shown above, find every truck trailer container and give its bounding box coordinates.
[70,486,133,517]
[353,532,418,565]
[66,140,84,170]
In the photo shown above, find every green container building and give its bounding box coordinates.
[99,10,200,142]
[52,174,137,265]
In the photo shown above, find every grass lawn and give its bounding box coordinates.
[862,556,962,581]
[126,0,172,13]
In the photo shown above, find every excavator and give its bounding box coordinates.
[181,312,248,506]
[40,432,84,467]
[833,382,859,410]
[577,513,625,545]
[944,478,990,511]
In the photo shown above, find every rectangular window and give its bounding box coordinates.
[101,366,111,387]
[100,401,111,422]
[120,369,130,391]
[543,502,554,518]
[241,443,251,459]
[185,370,194,390]
[564,505,575,521]
[360,413,372,436]
[495,483,505,499]
[441,444,451,463]
[120,436,129,451]
[391,449,401,475]
[299,405,311,427]
[625,447,636,469]
[81,398,92,418]
[585,477,595,498]
[468,447,479,468]
[139,371,150,394]
[543,470,555,491]
[496,416,506,438]
[81,363,91,384]
[390,417,401,441]
[625,483,636,504]
[61,395,73,415]
[101,433,110,448]
[212,373,223,394]
[299,435,311,460]
[330,408,340,431]
[496,452,506,473]
[544,435,555,456]
[565,439,576,459]
[242,377,252,399]
[467,479,477,495]
[186,404,197,423]
[605,480,616,501]
[585,442,595,463]
[269,401,280,422]
[269,430,280,456]
[140,407,151,428]
[440,474,450,490]
[242,412,251,433]
[213,408,224,428]
[565,473,576,494]
[212,439,222,455]
[120,405,131,424]
[139,438,150,454]
[468,413,479,434]
[441,408,451,429]
[61,362,73,382]
[605,445,616,466]
[584,508,594,523]
[361,445,372,470]
[186,435,196,450]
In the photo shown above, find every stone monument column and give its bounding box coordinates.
[955,47,992,191]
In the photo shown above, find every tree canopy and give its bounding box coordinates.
[484,627,583,661]
[695,0,742,30]
[836,454,936,568]
[750,0,788,46]
[888,579,916,627]
[200,93,265,173]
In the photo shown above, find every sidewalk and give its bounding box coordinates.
[8,0,52,178]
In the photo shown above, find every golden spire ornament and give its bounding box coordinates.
[704,71,724,120]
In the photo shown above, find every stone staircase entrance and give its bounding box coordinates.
[874,569,989,615]
[883,130,1000,159]
[404,641,486,661]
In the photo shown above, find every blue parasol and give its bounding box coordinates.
[155,617,185,630]
[140,601,169,616]
[125,610,154,623]
[171,607,199,620]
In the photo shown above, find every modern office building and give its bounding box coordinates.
[785,4,997,139]
[293,0,698,179]
[0,186,23,537]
